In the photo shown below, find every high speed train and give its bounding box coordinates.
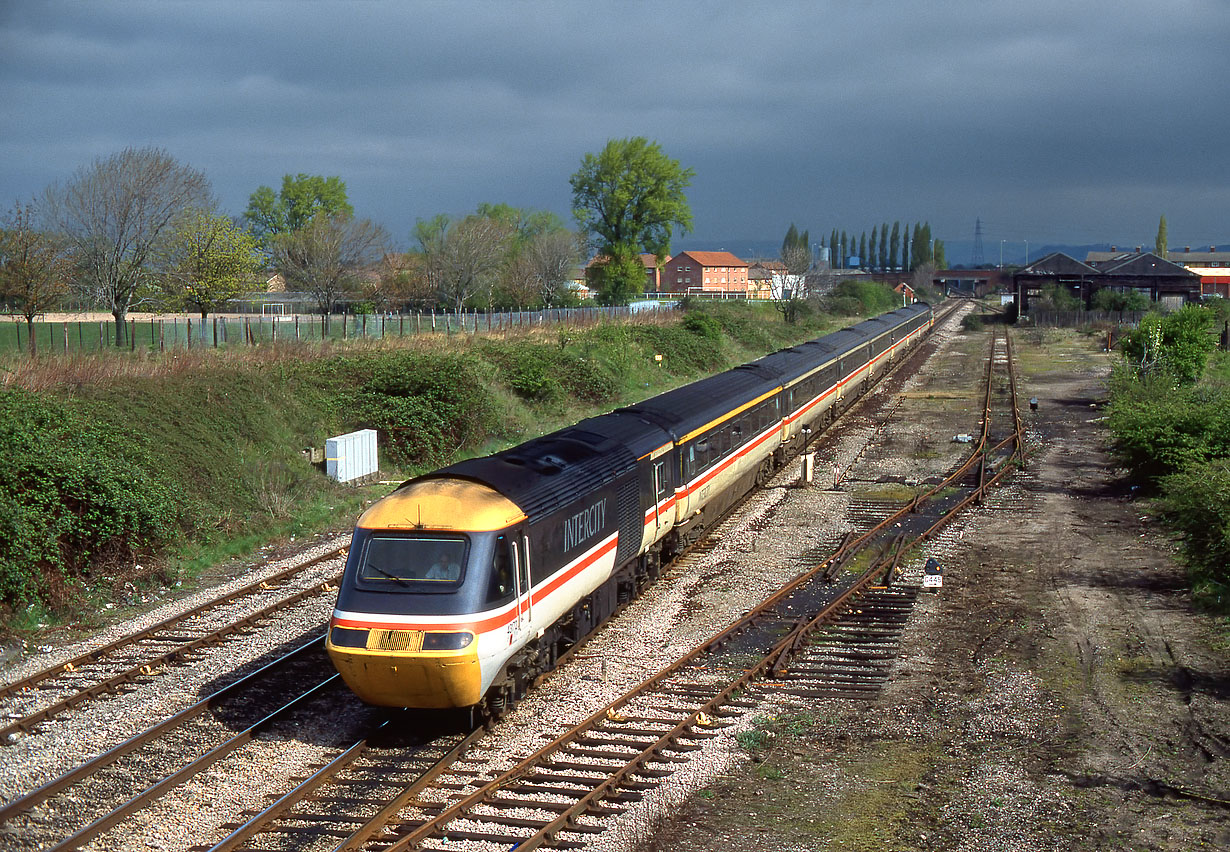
[326,303,933,715]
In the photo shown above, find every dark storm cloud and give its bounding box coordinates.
[2,0,1227,251]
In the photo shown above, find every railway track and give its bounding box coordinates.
[0,634,372,852]
[0,548,346,745]
[149,311,1020,852]
[0,304,972,851]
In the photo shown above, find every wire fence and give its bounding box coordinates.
[1022,309,1147,328]
[1,304,678,356]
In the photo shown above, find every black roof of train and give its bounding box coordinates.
[414,303,931,518]
[431,427,635,519]
[616,364,780,440]
[748,303,931,384]
[426,412,672,519]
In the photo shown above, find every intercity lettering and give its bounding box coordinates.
[563,499,607,552]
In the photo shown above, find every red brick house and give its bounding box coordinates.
[661,251,750,295]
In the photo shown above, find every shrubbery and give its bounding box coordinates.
[1158,461,1230,606]
[822,280,901,317]
[0,389,186,609]
[346,352,501,468]
[1105,303,1230,608]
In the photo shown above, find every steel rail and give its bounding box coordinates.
[0,546,344,701]
[380,533,917,852]
[46,674,344,852]
[0,632,326,824]
[204,718,390,852]
[0,574,341,743]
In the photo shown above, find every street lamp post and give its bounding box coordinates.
[1025,240,1029,265]
[999,240,1005,269]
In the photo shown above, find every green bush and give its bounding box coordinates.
[0,389,186,609]
[822,280,900,316]
[1158,460,1230,607]
[1106,372,1230,485]
[348,352,500,467]
[681,311,723,341]
[1118,306,1218,385]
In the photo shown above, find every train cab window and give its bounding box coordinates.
[356,534,467,589]
[487,535,515,604]
[654,460,669,499]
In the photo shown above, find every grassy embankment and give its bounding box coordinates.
[0,294,904,635]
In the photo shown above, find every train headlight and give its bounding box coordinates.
[421,631,475,651]
[329,626,370,648]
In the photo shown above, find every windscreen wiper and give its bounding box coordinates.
[368,564,411,586]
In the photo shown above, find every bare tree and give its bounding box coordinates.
[271,213,389,329]
[911,262,938,303]
[44,147,212,345]
[521,229,582,307]
[774,243,815,324]
[0,200,71,355]
[418,215,514,313]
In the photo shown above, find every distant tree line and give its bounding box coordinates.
[819,221,945,273]
[0,137,705,349]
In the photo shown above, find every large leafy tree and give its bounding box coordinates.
[161,210,262,320]
[0,200,71,355]
[271,213,388,327]
[243,174,352,250]
[570,137,693,304]
[44,147,212,345]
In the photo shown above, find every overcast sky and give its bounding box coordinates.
[2,0,1227,262]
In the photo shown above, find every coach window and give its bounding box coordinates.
[654,459,669,499]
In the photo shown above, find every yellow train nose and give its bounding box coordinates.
[326,627,482,708]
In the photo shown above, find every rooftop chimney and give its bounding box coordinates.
[1135,246,1142,253]
[1185,246,1191,252]
[1110,245,1117,251]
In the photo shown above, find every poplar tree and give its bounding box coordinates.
[859,233,867,268]
[879,223,888,272]
[782,223,800,257]
[888,222,900,271]
[868,228,877,272]
[1155,215,1168,258]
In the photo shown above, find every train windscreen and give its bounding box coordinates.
[356,534,468,587]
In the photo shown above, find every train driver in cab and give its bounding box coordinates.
[426,547,462,581]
